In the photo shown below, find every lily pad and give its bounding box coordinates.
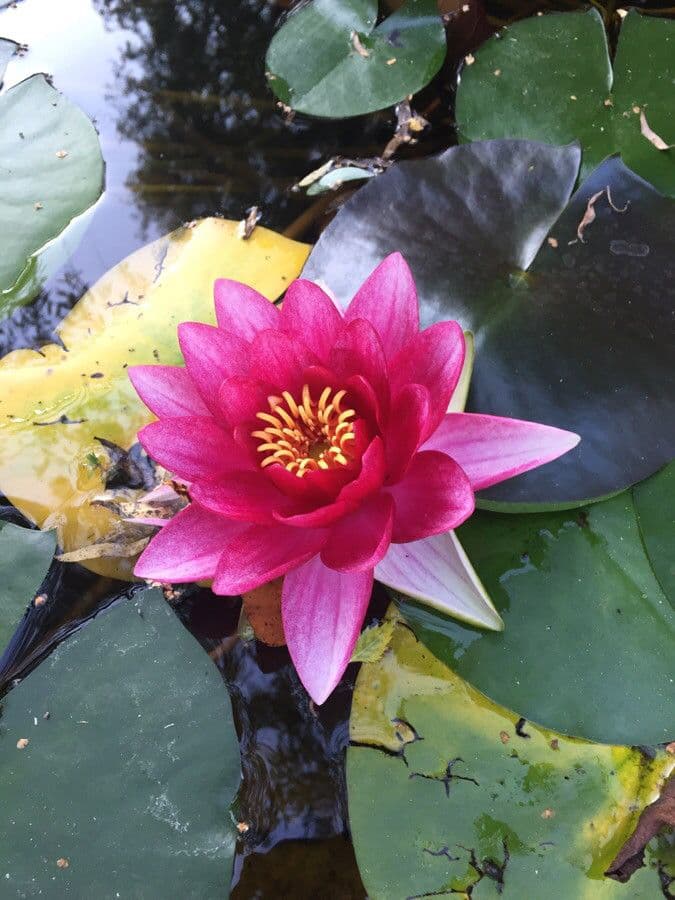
[348,616,674,899]
[633,460,675,608]
[0,219,310,579]
[303,141,675,506]
[0,522,55,651]
[456,10,675,196]
[0,588,240,895]
[265,0,446,118]
[396,472,675,746]
[0,68,104,316]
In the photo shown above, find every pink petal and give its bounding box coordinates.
[387,450,474,543]
[128,365,209,418]
[321,492,394,572]
[330,318,389,414]
[384,383,430,483]
[134,503,245,581]
[189,472,294,524]
[138,416,252,481]
[375,530,503,630]
[345,253,419,361]
[390,322,465,439]
[282,556,373,704]
[219,376,274,429]
[178,322,248,413]
[250,329,320,395]
[214,278,280,341]
[212,525,327,595]
[280,279,343,364]
[274,437,386,528]
[423,413,580,491]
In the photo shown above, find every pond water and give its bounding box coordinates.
[0,0,672,896]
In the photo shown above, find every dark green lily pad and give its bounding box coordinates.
[0,522,55,652]
[303,141,675,506]
[348,617,674,899]
[0,70,104,317]
[265,0,446,118]
[456,10,675,196]
[396,474,675,746]
[633,460,675,606]
[0,589,240,895]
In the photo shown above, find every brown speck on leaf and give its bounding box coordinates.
[350,30,370,59]
[570,95,578,101]
[89,372,104,379]
[16,738,29,750]
[541,808,555,819]
[550,739,560,751]
[617,7,628,17]
[494,68,501,76]
[632,105,641,115]
[639,109,673,151]
[34,201,43,210]
[237,206,261,240]
[276,100,295,122]
[55,149,68,159]
[547,237,558,248]
[236,822,250,834]
[34,593,47,607]
[465,53,475,65]
[499,730,510,744]
[386,57,397,65]
[604,98,613,107]
[56,858,69,869]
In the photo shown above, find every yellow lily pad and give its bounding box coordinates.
[0,218,310,578]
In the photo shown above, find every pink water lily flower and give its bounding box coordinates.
[129,254,579,704]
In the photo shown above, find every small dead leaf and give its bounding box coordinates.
[237,205,262,240]
[386,58,397,66]
[236,822,250,834]
[350,31,370,59]
[574,186,629,243]
[604,98,613,108]
[632,105,641,115]
[55,149,68,159]
[617,7,628,17]
[499,730,510,744]
[34,593,47,607]
[547,237,558,248]
[33,201,43,210]
[464,53,475,65]
[541,807,555,819]
[242,578,285,647]
[639,109,673,151]
[493,69,501,77]
[606,773,675,882]
[382,99,429,161]
[550,739,560,751]
[56,858,69,869]
[56,533,151,563]
[16,738,29,750]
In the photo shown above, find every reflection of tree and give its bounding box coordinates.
[92,0,388,235]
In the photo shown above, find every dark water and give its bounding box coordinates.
[0,0,672,896]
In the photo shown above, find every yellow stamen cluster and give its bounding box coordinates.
[252,385,357,477]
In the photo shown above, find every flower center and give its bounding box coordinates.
[252,385,357,477]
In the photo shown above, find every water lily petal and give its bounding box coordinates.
[138,416,252,481]
[280,279,343,363]
[282,556,373,704]
[321,492,394,572]
[189,472,294,524]
[177,322,249,413]
[345,253,418,362]
[219,376,274,429]
[214,278,280,341]
[330,318,389,411]
[250,329,320,395]
[422,412,581,491]
[212,525,327,594]
[375,530,503,630]
[134,503,245,581]
[387,450,474,543]
[128,365,209,418]
[390,322,465,438]
[384,383,431,483]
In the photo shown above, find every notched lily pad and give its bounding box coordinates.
[303,140,675,506]
[0,59,104,317]
[265,0,446,118]
[0,219,310,579]
[456,9,675,196]
[348,617,674,899]
[397,467,675,746]
[0,588,240,896]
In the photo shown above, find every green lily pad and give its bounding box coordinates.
[0,66,104,317]
[396,471,675,746]
[303,141,675,507]
[0,588,240,895]
[265,0,446,118]
[348,616,674,899]
[633,461,675,607]
[0,522,55,652]
[456,10,675,196]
